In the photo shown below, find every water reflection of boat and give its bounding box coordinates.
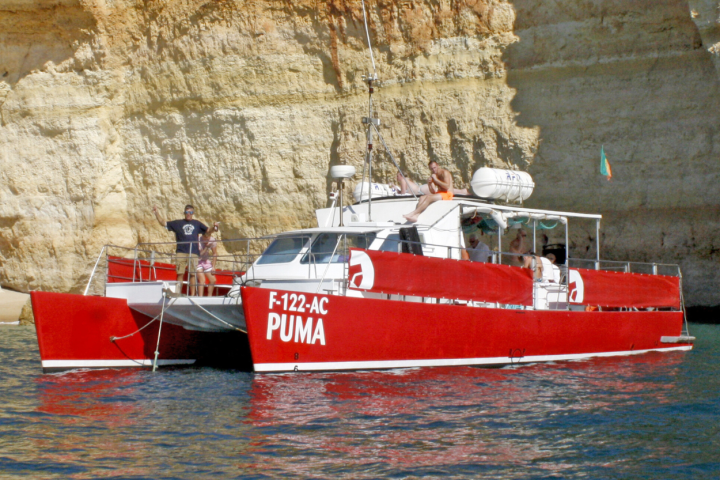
[35,369,142,420]
[243,353,685,470]
[20,353,686,476]
[248,353,685,419]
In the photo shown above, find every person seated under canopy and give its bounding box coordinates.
[462,234,491,263]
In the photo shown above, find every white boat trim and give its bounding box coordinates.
[42,359,196,369]
[331,196,604,220]
[254,346,692,372]
[458,200,603,220]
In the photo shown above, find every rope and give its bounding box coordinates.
[152,293,169,371]
[539,220,559,229]
[372,124,417,200]
[360,0,377,75]
[187,296,246,333]
[316,235,343,293]
[110,296,177,342]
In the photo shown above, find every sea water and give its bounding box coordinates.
[0,324,719,479]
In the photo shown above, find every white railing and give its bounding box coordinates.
[567,258,681,277]
[82,235,682,314]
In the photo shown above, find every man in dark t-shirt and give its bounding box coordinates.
[153,204,208,295]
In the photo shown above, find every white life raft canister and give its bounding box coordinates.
[470,167,534,202]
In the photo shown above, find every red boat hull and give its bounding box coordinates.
[241,287,693,372]
[31,291,251,373]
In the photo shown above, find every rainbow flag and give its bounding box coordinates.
[600,145,612,181]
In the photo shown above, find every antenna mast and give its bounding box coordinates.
[358,0,416,221]
[360,0,378,222]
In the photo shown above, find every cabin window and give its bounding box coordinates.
[301,233,377,264]
[378,234,402,253]
[256,235,311,264]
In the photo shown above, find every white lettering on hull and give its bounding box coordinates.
[266,291,327,345]
[295,316,312,343]
[311,319,325,346]
[280,314,294,342]
[267,312,281,340]
[309,296,328,315]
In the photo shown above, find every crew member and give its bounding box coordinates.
[152,204,208,296]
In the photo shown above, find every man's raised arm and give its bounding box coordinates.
[152,205,167,228]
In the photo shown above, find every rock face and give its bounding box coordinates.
[508,0,720,306]
[0,0,718,305]
[689,0,720,74]
[18,297,34,326]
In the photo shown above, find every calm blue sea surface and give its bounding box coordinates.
[1,324,719,479]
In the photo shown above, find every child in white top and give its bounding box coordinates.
[196,222,219,296]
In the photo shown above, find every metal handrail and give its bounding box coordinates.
[109,238,680,279]
[83,245,107,295]
[130,236,680,275]
[82,242,260,297]
[568,258,681,277]
[84,232,681,303]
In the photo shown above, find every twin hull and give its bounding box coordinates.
[31,291,251,372]
[240,287,690,372]
[31,288,691,373]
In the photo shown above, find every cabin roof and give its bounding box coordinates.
[351,195,603,220]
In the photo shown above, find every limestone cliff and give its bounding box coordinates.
[0,0,718,305]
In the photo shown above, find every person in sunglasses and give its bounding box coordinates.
[153,204,208,295]
[462,234,491,263]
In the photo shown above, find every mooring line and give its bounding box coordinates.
[152,293,169,372]
[186,296,246,333]
[110,297,177,343]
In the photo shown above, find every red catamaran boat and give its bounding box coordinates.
[31,177,695,373]
[30,6,694,372]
